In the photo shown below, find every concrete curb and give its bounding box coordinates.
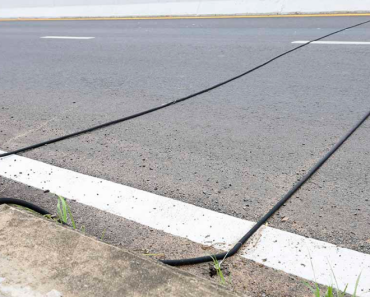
[0,205,238,297]
[0,0,370,19]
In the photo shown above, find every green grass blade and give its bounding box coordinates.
[304,259,361,297]
[101,229,106,241]
[339,284,348,297]
[314,284,320,297]
[307,249,317,283]
[326,285,333,297]
[210,255,226,285]
[65,201,76,229]
[57,196,67,223]
[57,197,63,223]
[303,281,316,294]
[329,262,342,296]
[217,264,226,285]
[60,196,68,223]
[352,273,361,297]
[56,196,75,228]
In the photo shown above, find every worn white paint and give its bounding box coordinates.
[1,150,370,295]
[41,36,95,39]
[293,41,370,45]
[0,0,370,19]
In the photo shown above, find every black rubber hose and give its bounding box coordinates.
[1,18,369,159]
[161,109,370,265]
[0,198,51,216]
[1,110,369,266]
[1,18,369,267]
[0,198,71,226]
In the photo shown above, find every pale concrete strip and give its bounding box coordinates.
[0,150,369,296]
[1,0,370,19]
[2,14,370,22]
[0,205,237,297]
[41,36,95,39]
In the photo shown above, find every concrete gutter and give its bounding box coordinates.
[0,205,238,297]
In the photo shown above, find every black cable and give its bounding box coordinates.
[1,110,369,266]
[1,18,369,159]
[1,19,369,268]
[0,198,71,226]
[0,198,51,216]
[161,109,370,265]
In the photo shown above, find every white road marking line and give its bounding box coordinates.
[1,150,369,296]
[40,36,95,40]
[292,40,370,45]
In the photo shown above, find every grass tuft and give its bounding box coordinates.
[304,272,361,297]
[100,228,106,241]
[210,255,226,285]
[56,195,76,229]
[80,225,86,234]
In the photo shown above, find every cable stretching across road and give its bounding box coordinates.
[1,18,370,266]
[1,19,369,159]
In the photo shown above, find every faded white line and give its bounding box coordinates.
[41,36,95,40]
[292,40,370,45]
[0,150,369,296]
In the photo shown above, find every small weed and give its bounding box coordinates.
[304,271,361,297]
[44,214,53,219]
[304,249,362,297]
[80,225,86,234]
[100,228,106,241]
[56,195,76,229]
[210,255,226,285]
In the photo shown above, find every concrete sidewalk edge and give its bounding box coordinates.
[0,205,239,297]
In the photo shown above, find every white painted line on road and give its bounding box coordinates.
[292,41,370,45]
[1,150,369,296]
[40,36,95,40]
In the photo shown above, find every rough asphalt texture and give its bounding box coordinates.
[0,17,370,257]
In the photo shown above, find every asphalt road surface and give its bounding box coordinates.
[1,16,370,294]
